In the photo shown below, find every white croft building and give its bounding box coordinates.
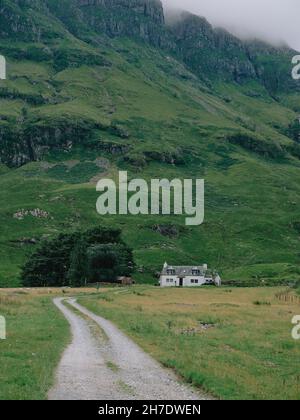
[159,262,221,287]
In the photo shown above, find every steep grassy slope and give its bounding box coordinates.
[0,0,300,286]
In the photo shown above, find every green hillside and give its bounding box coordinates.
[1,0,300,287]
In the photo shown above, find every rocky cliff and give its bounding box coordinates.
[0,0,296,88]
[169,12,257,83]
[0,0,298,167]
[76,0,167,46]
[77,0,164,25]
[167,11,295,93]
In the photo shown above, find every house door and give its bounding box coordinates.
[179,278,184,287]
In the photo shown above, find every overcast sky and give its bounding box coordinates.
[162,0,300,51]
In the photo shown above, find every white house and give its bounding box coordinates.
[159,262,221,287]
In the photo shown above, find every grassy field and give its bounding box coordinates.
[0,286,299,400]
[79,286,300,400]
[0,288,75,400]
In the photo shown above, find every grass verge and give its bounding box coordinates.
[0,289,70,400]
[78,286,300,400]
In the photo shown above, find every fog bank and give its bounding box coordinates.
[162,0,300,51]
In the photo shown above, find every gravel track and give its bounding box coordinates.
[48,298,210,400]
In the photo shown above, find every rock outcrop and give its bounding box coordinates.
[167,11,295,92]
[169,12,256,83]
[0,116,99,167]
[76,0,168,47]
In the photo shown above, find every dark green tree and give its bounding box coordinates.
[84,226,123,246]
[21,232,80,287]
[87,243,134,283]
[67,239,88,287]
[21,227,134,287]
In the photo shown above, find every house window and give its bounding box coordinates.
[192,270,200,276]
[194,279,199,284]
[167,269,175,275]
[166,278,174,283]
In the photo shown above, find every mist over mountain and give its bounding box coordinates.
[162,0,300,51]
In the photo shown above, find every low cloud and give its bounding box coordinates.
[162,0,300,51]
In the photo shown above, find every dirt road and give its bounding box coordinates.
[48,298,210,400]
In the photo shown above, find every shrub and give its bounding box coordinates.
[253,301,271,306]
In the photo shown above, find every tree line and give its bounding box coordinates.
[21,227,134,287]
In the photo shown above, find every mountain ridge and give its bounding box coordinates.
[1,0,297,87]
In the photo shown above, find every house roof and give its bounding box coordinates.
[161,264,207,277]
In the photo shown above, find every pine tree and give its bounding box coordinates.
[67,240,88,287]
